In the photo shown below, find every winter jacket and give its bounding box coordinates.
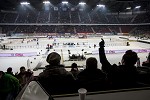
[0,73,20,93]
[77,69,106,81]
[38,65,76,95]
[99,47,138,88]
[77,68,107,91]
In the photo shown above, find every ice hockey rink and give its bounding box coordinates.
[0,35,150,76]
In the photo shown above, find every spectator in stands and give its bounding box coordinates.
[70,63,79,79]
[118,62,121,66]
[26,69,33,77]
[148,53,150,60]
[3,45,6,50]
[94,44,96,48]
[38,52,76,95]
[99,38,138,88]
[6,67,14,76]
[137,57,141,67]
[142,52,150,67]
[16,66,33,88]
[0,71,20,100]
[26,69,34,82]
[77,57,107,91]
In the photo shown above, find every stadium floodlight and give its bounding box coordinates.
[62,1,68,4]
[135,6,141,9]
[126,7,131,10]
[20,2,30,5]
[79,2,86,5]
[43,1,50,4]
[97,4,105,7]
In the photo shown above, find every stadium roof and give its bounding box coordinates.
[0,0,150,12]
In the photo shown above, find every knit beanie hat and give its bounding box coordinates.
[46,52,61,65]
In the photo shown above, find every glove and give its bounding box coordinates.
[99,38,105,47]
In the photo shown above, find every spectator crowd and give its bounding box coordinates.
[0,66,33,100]
[0,10,150,24]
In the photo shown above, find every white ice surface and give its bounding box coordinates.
[0,36,149,76]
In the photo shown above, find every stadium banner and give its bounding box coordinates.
[92,49,150,55]
[65,33,71,35]
[105,33,113,35]
[36,33,48,36]
[123,33,129,36]
[77,33,86,34]
[94,33,103,37]
[47,33,57,36]
[0,52,37,57]
[78,33,93,34]
[11,33,25,36]
[86,33,94,35]
[117,33,123,35]
[96,33,102,34]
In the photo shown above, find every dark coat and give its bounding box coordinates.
[142,61,150,67]
[70,69,80,79]
[77,69,106,81]
[77,69,107,91]
[99,47,138,88]
[38,65,76,95]
[16,71,33,88]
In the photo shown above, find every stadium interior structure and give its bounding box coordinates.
[0,0,150,100]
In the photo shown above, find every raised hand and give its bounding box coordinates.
[99,38,105,47]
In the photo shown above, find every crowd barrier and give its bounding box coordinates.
[16,81,150,100]
[0,41,127,50]
[51,42,126,48]
[3,45,46,49]
[54,87,150,100]
[104,42,126,47]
